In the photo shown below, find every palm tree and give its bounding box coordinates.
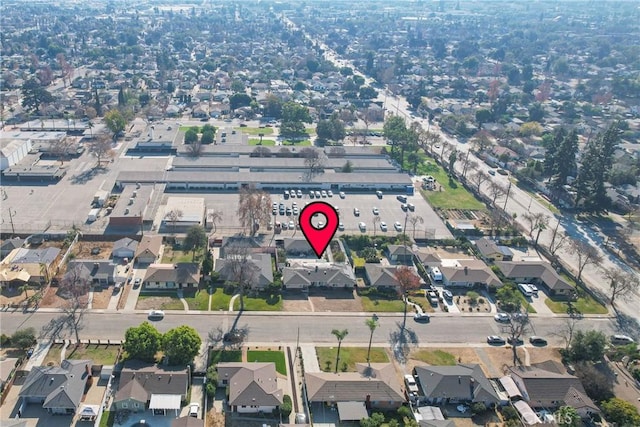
[331,328,349,373]
[365,317,379,366]
[19,284,29,300]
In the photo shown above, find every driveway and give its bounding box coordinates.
[527,292,555,316]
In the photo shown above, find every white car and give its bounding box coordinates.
[494,313,510,323]
[372,207,379,215]
[148,310,165,320]
[338,222,345,231]
[339,191,346,199]
[288,220,295,230]
[321,190,328,197]
[358,222,367,232]
[327,190,333,197]
[189,402,200,417]
[296,190,302,198]
[380,222,387,231]
[394,221,403,232]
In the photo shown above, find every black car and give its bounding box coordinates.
[529,336,548,346]
[507,337,524,346]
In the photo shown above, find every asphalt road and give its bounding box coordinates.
[0,310,619,347]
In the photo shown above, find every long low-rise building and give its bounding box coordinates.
[115,170,413,191]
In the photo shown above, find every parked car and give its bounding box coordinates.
[288,220,295,229]
[401,203,408,211]
[358,222,367,232]
[380,222,388,231]
[394,221,403,232]
[372,207,379,215]
[327,190,333,197]
[114,282,123,293]
[353,208,360,216]
[487,336,506,345]
[488,169,496,176]
[133,278,141,288]
[610,334,635,345]
[321,190,327,198]
[427,290,439,305]
[315,191,321,198]
[376,191,383,199]
[339,191,346,199]
[148,310,165,320]
[296,190,302,198]
[407,203,415,211]
[189,402,200,417]
[497,169,508,175]
[404,374,419,393]
[529,336,548,346]
[414,313,430,322]
[397,195,408,203]
[309,191,315,199]
[494,313,511,323]
[442,289,453,300]
[338,222,345,231]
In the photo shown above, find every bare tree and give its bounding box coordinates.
[207,210,223,235]
[408,214,424,239]
[165,209,183,232]
[522,212,549,245]
[59,264,90,343]
[570,239,603,284]
[88,133,114,168]
[424,131,441,155]
[548,225,569,258]
[237,184,272,236]
[51,137,74,165]
[602,268,640,307]
[488,181,507,206]
[299,147,326,181]
[507,309,530,366]
[186,139,203,157]
[220,243,261,312]
[439,140,453,164]
[551,316,581,351]
[470,170,490,192]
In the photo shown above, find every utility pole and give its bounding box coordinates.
[7,208,16,235]
[503,180,512,212]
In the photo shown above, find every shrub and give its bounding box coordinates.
[502,406,519,420]
[397,405,412,419]
[471,402,487,415]
[280,395,292,417]
[466,291,480,305]
[633,368,640,382]
[0,334,10,346]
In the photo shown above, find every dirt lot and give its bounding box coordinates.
[433,247,471,259]
[91,287,113,309]
[40,286,88,308]
[484,346,562,375]
[0,287,38,305]
[308,288,362,312]
[135,296,182,310]
[282,291,312,312]
[72,241,114,259]
[406,347,481,374]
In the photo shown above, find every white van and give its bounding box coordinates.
[429,267,443,282]
[518,283,534,297]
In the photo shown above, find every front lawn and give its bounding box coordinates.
[248,138,276,146]
[246,350,287,375]
[137,293,185,310]
[184,289,210,311]
[282,139,311,146]
[236,127,274,135]
[417,161,485,210]
[411,349,456,365]
[209,350,242,366]
[234,292,282,311]
[316,346,389,372]
[545,294,608,314]
[210,287,234,311]
[358,288,405,312]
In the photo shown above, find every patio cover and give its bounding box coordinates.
[337,401,368,421]
[149,394,182,410]
[78,404,99,418]
[499,376,522,398]
[513,401,542,425]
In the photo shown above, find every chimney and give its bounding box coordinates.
[464,266,468,275]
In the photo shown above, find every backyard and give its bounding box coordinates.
[161,246,203,263]
[246,349,287,375]
[316,347,389,372]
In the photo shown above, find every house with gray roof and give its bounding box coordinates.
[143,263,200,290]
[364,264,422,290]
[19,359,92,415]
[306,363,405,410]
[216,362,283,414]
[0,238,23,259]
[495,261,574,297]
[112,237,138,259]
[439,260,503,290]
[413,364,500,406]
[386,245,414,265]
[65,260,116,286]
[474,237,513,262]
[508,363,598,418]
[215,253,273,290]
[114,360,189,415]
[134,235,163,265]
[283,238,314,257]
[282,262,356,290]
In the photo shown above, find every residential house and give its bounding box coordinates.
[0,247,60,287]
[172,417,205,427]
[219,236,262,258]
[143,263,200,290]
[495,261,574,297]
[283,238,314,257]
[0,238,23,259]
[134,235,163,264]
[386,245,414,265]
[507,362,599,418]
[114,361,189,416]
[215,253,273,290]
[112,238,138,259]
[282,262,356,290]
[65,260,116,287]
[364,264,422,290]
[216,362,283,414]
[19,359,92,415]
[415,249,442,269]
[474,238,513,262]
[439,260,503,290]
[413,364,500,406]
[306,363,405,410]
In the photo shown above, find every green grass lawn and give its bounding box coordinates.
[236,127,274,135]
[99,411,115,427]
[305,127,317,135]
[416,161,485,210]
[316,347,388,372]
[137,293,185,310]
[184,289,210,311]
[209,350,242,366]
[66,344,121,364]
[545,294,608,314]
[358,288,405,312]
[411,349,456,365]
[248,138,276,146]
[246,350,287,375]
[282,139,311,146]
[161,247,202,263]
[234,293,282,311]
[352,256,366,268]
[210,287,234,311]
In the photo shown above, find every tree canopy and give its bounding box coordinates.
[601,398,640,426]
[124,321,162,363]
[566,329,607,362]
[183,225,207,261]
[162,325,202,366]
[11,328,37,351]
[21,78,54,113]
[104,109,127,137]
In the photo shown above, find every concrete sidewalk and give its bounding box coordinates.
[23,340,53,371]
[299,344,320,373]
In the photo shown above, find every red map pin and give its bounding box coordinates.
[299,201,339,259]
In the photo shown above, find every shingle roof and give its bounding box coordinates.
[143,263,200,284]
[19,359,91,410]
[283,238,314,255]
[66,260,116,282]
[439,264,503,287]
[117,361,189,399]
[11,247,60,265]
[216,363,283,407]
[305,363,404,403]
[215,253,273,288]
[496,261,573,291]
[282,263,356,287]
[135,235,163,259]
[112,238,138,254]
[413,364,499,404]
